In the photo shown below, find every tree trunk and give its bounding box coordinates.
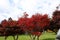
[29,35,36,40]
[37,36,39,40]
[13,35,15,40]
[33,35,36,40]
[15,35,18,40]
[29,35,33,40]
[5,36,8,40]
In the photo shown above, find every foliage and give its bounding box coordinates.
[0,10,60,40]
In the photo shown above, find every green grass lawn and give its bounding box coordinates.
[40,32,56,40]
[0,32,56,40]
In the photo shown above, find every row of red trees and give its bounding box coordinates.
[0,10,60,40]
[0,12,50,40]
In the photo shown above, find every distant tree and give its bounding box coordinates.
[52,10,60,33]
[7,17,19,40]
[1,18,19,40]
[29,13,50,40]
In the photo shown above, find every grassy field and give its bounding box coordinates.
[0,32,56,40]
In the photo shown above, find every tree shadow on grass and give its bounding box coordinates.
[42,38,55,40]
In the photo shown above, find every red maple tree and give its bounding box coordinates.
[52,10,60,33]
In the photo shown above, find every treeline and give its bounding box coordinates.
[0,10,60,40]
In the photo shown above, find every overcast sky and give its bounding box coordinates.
[0,0,60,22]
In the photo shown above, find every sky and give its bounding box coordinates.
[0,0,60,22]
